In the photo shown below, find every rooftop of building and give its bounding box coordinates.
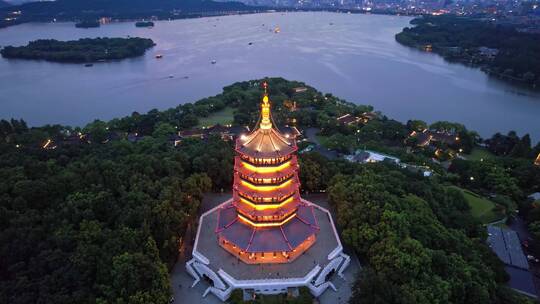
[194,199,341,281]
[487,225,537,297]
[346,149,401,164]
[236,127,296,159]
[408,129,459,147]
[336,114,360,125]
[487,225,529,269]
[216,200,318,253]
[235,90,297,159]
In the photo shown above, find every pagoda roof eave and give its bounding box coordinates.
[234,176,300,200]
[235,128,297,159]
[234,157,299,180]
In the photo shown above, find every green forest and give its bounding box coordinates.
[0,38,155,63]
[328,164,524,303]
[0,0,254,29]
[1,78,539,303]
[396,15,540,87]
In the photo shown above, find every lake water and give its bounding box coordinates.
[0,12,539,142]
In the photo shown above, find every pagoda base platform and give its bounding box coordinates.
[186,198,350,301]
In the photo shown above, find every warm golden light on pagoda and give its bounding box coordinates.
[215,83,319,264]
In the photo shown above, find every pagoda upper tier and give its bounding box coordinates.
[235,94,297,161]
[215,84,319,264]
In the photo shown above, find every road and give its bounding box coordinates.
[304,127,340,160]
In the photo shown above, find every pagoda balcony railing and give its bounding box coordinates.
[238,154,292,167]
[236,205,297,223]
[234,157,298,178]
[237,189,297,204]
[234,175,299,195]
[234,194,300,214]
[234,191,297,206]
[239,172,295,185]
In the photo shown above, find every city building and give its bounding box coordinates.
[292,86,308,93]
[345,149,400,164]
[336,113,361,125]
[186,84,350,301]
[408,129,459,147]
[487,226,537,298]
[408,130,432,147]
[345,150,434,177]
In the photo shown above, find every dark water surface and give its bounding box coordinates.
[0,12,538,141]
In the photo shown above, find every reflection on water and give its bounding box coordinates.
[0,12,538,142]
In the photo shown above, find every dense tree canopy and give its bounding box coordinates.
[327,162,531,304]
[0,77,537,304]
[0,125,223,303]
[396,15,540,87]
[1,38,155,63]
[0,0,254,29]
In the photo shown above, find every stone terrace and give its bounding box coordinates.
[194,199,340,280]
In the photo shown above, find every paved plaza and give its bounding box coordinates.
[170,193,361,303]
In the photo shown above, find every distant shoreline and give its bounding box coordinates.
[0,7,416,30]
[395,15,540,91]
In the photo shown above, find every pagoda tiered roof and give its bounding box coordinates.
[215,83,318,262]
[216,201,319,253]
[236,127,297,159]
[234,156,299,181]
[234,175,299,203]
[233,192,301,221]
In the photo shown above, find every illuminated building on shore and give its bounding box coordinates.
[535,153,540,166]
[186,83,350,301]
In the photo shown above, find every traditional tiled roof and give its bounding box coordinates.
[234,176,299,202]
[216,84,318,258]
[234,157,298,180]
[336,114,361,125]
[236,127,296,159]
[233,192,301,219]
[216,202,319,253]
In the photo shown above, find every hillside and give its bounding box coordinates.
[0,0,256,28]
[396,15,540,88]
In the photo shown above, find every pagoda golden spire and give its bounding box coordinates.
[260,82,272,130]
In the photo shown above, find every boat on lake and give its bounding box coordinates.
[75,21,100,28]
[135,21,154,28]
[155,54,163,59]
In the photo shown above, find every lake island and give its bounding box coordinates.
[0,37,155,63]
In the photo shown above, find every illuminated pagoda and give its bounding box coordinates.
[187,83,350,301]
[216,83,318,264]
[535,153,540,166]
